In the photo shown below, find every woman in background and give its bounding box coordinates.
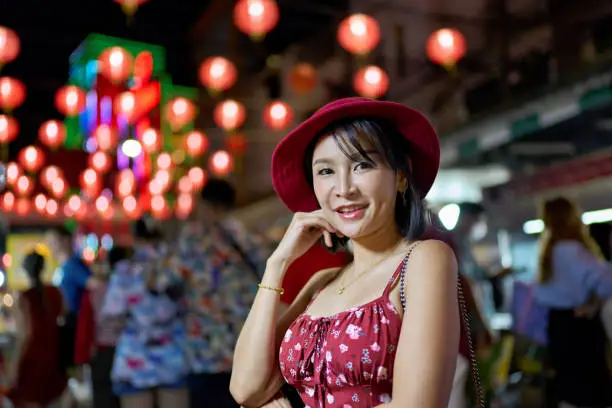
[535,197,612,407]
[102,219,189,408]
[7,251,67,408]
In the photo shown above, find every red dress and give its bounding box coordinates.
[8,286,67,405]
[279,254,467,407]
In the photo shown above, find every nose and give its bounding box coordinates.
[335,170,357,198]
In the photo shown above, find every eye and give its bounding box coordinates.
[316,167,333,176]
[354,161,375,171]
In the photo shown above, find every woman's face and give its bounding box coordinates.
[311,133,400,239]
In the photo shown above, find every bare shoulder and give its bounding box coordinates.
[407,240,457,280]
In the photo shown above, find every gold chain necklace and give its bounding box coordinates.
[337,245,404,295]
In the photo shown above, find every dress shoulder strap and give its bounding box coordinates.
[383,241,422,299]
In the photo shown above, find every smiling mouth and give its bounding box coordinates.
[335,205,368,220]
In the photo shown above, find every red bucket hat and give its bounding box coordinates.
[271,97,440,213]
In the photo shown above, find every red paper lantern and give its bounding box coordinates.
[114,0,149,17]
[89,151,112,173]
[0,27,20,66]
[55,85,86,116]
[16,174,33,196]
[15,197,30,216]
[50,177,67,199]
[1,191,14,212]
[18,145,45,172]
[141,128,161,153]
[41,165,63,190]
[426,28,467,67]
[0,114,18,143]
[150,195,169,220]
[94,124,119,151]
[353,65,389,99]
[185,130,209,157]
[233,0,279,40]
[116,169,135,197]
[177,175,193,194]
[175,193,194,220]
[165,97,196,131]
[337,14,381,56]
[263,101,293,130]
[39,120,66,149]
[199,57,237,93]
[213,99,247,131]
[0,77,25,111]
[6,162,20,186]
[209,150,233,176]
[46,198,59,217]
[288,63,317,94]
[80,168,102,196]
[187,167,207,191]
[133,51,154,86]
[99,46,133,84]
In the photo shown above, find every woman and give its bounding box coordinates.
[7,251,67,407]
[102,219,189,408]
[231,97,461,407]
[535,197,612,407]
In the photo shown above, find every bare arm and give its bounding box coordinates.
[382,240,460,407]
[231,257,338,407]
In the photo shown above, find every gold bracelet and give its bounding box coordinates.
[258,283,284,295]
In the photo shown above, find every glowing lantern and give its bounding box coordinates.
[95,196,110,214]
[156,153,173,170]
[141,128,161,153]
[55,85,86,116]
[41,166,62,189]
[114,0,149,17]
[165,97,196,131]
[177,175,193,194]
[15,197,30,216]
[99,46,133,84]
[263,101,293,130]
[353,65,389,99]
[2,191,14,212]
[233,0,279,40]
[89,151,112,173]
[16,174,33,196]
[426,28,467,68]
[116,169,135,198]
[0,27,20,67]
[150,195,169,220]
[288,63,317,94]
[45,198,58,217]
[337,14,380,56]
[50,178,67,199]
[18,145,45,172]
[80,168,101,196]
[199,57,237,93]
[175,193,194,220]
[133,51,153,86]
[94,124,118,151]
[226,133,247,154]
[67,194,82,214]
[0,114,18,143]
[115,92,136,122]
[209,150,233,176]
[185,130,209,157]
[38,120,66,149]
[187,167,207,191]
[213,100,247,131]
[0,77,25,111]
[6,162,20,186]
[34,194,47,214]
[122,195,141,219]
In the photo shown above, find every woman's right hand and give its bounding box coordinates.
[270,210,337,266]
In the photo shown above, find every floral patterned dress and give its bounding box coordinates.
[279,260,408,408]
[101,245,189,395]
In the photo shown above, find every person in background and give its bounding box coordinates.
[74,246,131,408]
[178,178,269,408]
[102,219,189,408]
[47,226,97,374]
[452,203,511,319]
[7,251,67,407]
[535,197,612,407]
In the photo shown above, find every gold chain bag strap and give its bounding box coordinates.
[399,243,485,407]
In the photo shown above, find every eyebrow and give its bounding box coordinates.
[312,149,380,166]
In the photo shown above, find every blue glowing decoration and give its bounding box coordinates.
[84,137,98,153]
[101,234,114,251]
[100,96,113,125]
[86,233,99,251]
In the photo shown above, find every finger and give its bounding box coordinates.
[323,230,333,248]
[301,216,336,234]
